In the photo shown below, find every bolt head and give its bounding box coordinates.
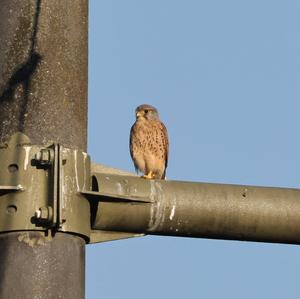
[35,206,53,221]
[35,209,41,218]
[35,149,54,166]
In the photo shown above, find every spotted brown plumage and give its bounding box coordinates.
[130,104,169,179]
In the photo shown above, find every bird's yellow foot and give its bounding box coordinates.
[142,171,155,179]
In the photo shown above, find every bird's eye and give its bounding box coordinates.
[144,109,148,114]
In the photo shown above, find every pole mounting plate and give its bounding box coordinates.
[0,133,91,240]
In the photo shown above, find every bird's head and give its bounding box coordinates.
[135,104,159,121]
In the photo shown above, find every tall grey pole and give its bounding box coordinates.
[0,1,88,298]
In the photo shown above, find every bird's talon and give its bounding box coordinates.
[142,173,154,179]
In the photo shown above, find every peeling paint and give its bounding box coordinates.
[169,205,176,220]
[17,232,51,247]
[148,181,166,231]
[82,152,87,191]
[23,146,31,170]
[61,179,66,209]
[74,150,80,191]
[116,182,123,195]
[17,184,24,191]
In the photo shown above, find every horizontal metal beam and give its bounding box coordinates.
[91,172,300,245]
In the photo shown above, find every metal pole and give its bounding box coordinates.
[0,1,87,298]
[92,174,300,245]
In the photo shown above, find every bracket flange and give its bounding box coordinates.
[0,133,91,241]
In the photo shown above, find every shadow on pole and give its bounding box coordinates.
[0,0,42,132]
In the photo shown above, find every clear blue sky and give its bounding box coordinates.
[87,1,300,298]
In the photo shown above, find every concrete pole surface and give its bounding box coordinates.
[0,0,87,150]
[0,1,88,298]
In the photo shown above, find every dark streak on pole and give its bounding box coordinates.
[0,0,87,150]
[0,1,87,298]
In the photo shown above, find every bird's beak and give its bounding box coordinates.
[136,111,144,118]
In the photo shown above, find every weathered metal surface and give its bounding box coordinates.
[0,133,91,239]
[0,185,24,196]
[91,172,300,245]
[0,133,51,231]
[89,229,144,243]
[0,0,88,150]
[0,232,85,299]
[87,163,145,243]
[59,147,91,238]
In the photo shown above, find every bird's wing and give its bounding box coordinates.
[159,121,169,178]
[129,123,139,174]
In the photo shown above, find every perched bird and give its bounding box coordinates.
[130,104,169,179]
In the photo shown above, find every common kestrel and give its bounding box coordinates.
[130,104,169,179]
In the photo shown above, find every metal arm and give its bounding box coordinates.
[88,166,300,245]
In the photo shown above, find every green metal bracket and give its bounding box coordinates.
[0,133,146,244]
[84,164,147,244]
[0,185,24,195]
[0,133,49,232]
[33,142,91,238]
[81,171,152,204]
[58,146,91,238]
[0,133,91,240]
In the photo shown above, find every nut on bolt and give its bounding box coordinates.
[35,206,53,222]
[35,149,54,166]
